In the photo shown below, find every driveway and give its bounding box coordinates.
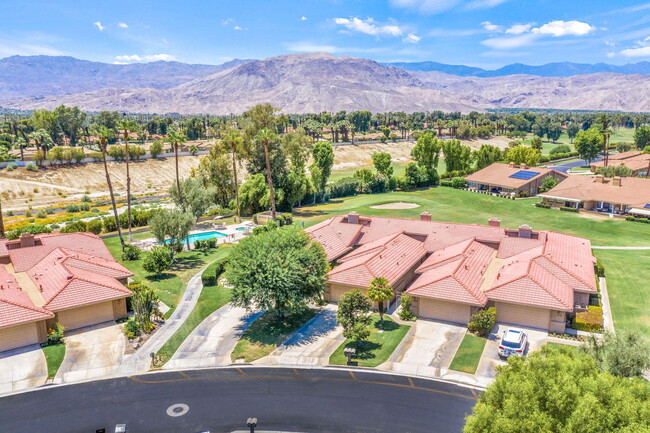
[260,305,344,366]
[379,319,466,377]
[475,324,548,380]
[55,321,125,383]
[165,304,263,370]
[0,345,47,394]
[549,155,602,173]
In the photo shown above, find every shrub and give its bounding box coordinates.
[535,202,551,209]
[122,244,142,261]
[440,180,453,187]
[36,210,47,218]
[6,224,52,240]
[6,162,17,171]
[594,260,605,277]
[60,221,87,233]
[573,306,603,333]
[204,238,217,249]
[150,140,164,158]
[85,218,103,234]
[189,144,199,155]
[128,145,146,160]
[451,177,465,189]
[66,204,80,213]
[103,216,117,233]
[107,145,126,160]
[398,294,415,321]
[549,144,572,155]
[89,151,103,162]
[81,194,91,203]
[47,323,65,345]
[124,318,141,339]
[25,162,38,172]
[202,256,229,286]
[142,245,172,274]
[560,206,579,212]
[467,307,496,337]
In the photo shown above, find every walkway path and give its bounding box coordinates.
[116,270,206,376]
[599,277,615,333]
[592,246,650,250]
[165,304,262,369]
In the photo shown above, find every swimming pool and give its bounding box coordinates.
[165,231,227,244]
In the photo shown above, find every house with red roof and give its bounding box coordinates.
[0,232,132,352]
[307,212,597,333]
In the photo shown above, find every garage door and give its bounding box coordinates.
[496,302,550,330]
[56,301,114,331]
[329,286,353,303]
[418,298,471,324]
[0,322,39,352]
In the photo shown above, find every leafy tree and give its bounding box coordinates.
[505,145,540,166]
[337,289,372,344]
[410,132,441,183]
[195,145,234,208]
[372,152,393,179]
[633,125,650,150]
[530,136,543,151]
[366,277,394,327]
[226,227,328,318]
[256,129,280,219]
[574,128,602,164]
[442,139,473,174]
[582,329,650,378]
[464,345,650,433]
[594,164,633,178]
[473,144,502,170]
[546,122,563,142]
[169,177,216,219]
[142,246,173,274]
[540,175,560,192]
[566,123,580,143]
[238,173,268,214]
[353,168,375,193]
[310,141,334,200]
[164,128,188,208]
[549,144,571,155]
[150,140,163,158]
[149,209,195,260]
[221,131,245,221]
[467,307,496,336]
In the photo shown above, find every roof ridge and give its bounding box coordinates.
[72,274,132,294]
[541,253,595,289]
[451,258,486,304]
[527,262,573,310]
[0,295,53,316]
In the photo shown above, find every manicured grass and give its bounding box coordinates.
[448,333,487,374]
[293,187,650,247]
[157,283,232,365]
[545,342,579,351]
[329,315,411,367]
[104,233,231,310]
[329,159,449,182]
[594,250,650,338]
[42,344,66,378]
[231,308,317,362]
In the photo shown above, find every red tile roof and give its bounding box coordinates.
[538,175,650,208]
[0,265,53,328]
[305,217,363,261]
[465,163,567,189]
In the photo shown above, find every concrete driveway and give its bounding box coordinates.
[165,304,263,369]
[379,319,466,377]
[260,304,344,366]
[55,321,125,383]
[0,345,47,394]
[475,324,548,380]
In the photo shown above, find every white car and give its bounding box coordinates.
[498,329,528,358]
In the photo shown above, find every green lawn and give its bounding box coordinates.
[231,308,317,362]
[594,250,650,338]
[104,233,230,312]
[329,159,449,182]
[294,187,650,247]
[329,315,411,367]
[42,344,66,378]
[448,333,487,374]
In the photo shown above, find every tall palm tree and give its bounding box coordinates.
[255,129,277,220]
[0,195,5,239]
[165,129,187,208]
[120,119,137,242]
[597,114,612,167]
[222,131,245,223]
[93,125,124,250]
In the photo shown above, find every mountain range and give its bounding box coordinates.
[1,53,650,114]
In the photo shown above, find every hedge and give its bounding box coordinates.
[626,216,650,224]
[560,206,579,212]
[201,256,229,286]
[535,202,551,209]
[573,306,603,333]
[6,224,52,240]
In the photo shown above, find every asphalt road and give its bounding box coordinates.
[550,155,602,173]
[0,367,478,433]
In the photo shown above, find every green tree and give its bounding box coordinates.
[505,145,541,166]
[530,136,543,151]
[238,173,268,215]
[574,128,602,164]
[566,123,580,143]
[582,329,650,378]
[372,152,393,179]
[150,140,163,158]
[442,139,473,174]
[142,246,173,274]
[549,144,571,155]
[633,126,650,150]
[164,128,187,208]
[149,209,195,260]
[540,175,560,192]
[464,345,650,433]
[366,277,394,327]
[256,128,279,219]
[169,177,216,220]
[310,141,334,201]
[410,132,441,183]
[119,119,138,242]
[546,123,563,142]
[337,289,372,343]
[226,227,328,319]
[222,131,245,221]
[473,144,502,170]
[195,145,234,208]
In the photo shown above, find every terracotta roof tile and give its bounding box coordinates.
[0,265,53,328]
[465,163,567,189]
[539,175,650,208]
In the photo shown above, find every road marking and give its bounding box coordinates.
[292,368,301,376]
[178,371,194,379]
[129,370,478,401]
[407,377,414,387]
[166,403,189,417]
[236,368,248,377]
[471,389,479,398]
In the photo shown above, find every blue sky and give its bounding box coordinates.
[3,1,650,68]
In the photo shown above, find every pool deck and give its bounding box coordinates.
[137,220,256,250]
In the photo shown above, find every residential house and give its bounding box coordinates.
[590,151,650,177]
[307,212,597,333]
[465,162,568,197]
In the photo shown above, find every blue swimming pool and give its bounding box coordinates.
[165,231,227,244]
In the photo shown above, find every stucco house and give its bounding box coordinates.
[465,162,568,197]
[590,151,650,177]
[0,232,133,352]
[307,212,597,333]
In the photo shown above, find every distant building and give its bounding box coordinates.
[0,232,132,353]
[590,151,650,177]
[538,174,650,216]
[465,162,568,197]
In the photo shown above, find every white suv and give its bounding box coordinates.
[498,329,528,358]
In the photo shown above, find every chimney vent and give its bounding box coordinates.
[612,176,622,187]
[19,232,35,248]
[420,211,432,221]
[595,174,604,183]
[518,224,533,239]
[488,217,501,228]
[66,274,73,280]
[508,162,515,168]
[347,211,359,224]
[521,163,528,169]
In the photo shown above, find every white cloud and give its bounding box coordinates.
[93,21,104,31]
[403,33,421,43]
[285,42,338,53]
[532,20,595,37]
[118,22,128,29]
[620,46,650,57]
[334,17,403,37]
[466,0,508,10]
[390,0,461,14]
[115,53,176,63]
[481,21,502,32]
[506,23,532,35]
[301,16,307,21]
[233,26,243,30]
[481,33,538,49]
[221,18,234,26]
[607,52,615,58]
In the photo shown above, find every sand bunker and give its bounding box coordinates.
[370,202,420,210]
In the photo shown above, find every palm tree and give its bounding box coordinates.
[0,195,5,239]
[255,129,278,220]
[367,277,394,328]
[120,119,137,242]
[222,131,245,223]
[94,125,124,250]
[165,129,187,208]
[597,114,612,167]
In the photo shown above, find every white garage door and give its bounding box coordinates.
[0,322,39,352]
[496,302,550,330]
[56,301,114,331]
[418,298,471,324]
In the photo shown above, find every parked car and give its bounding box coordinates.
[498,329,528,358]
